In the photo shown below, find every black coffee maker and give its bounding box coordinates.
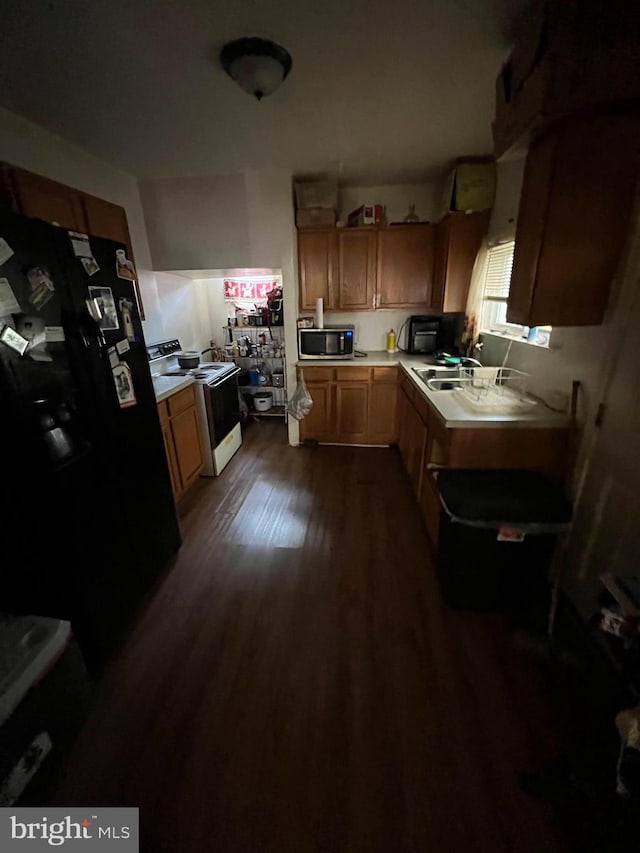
[407,312,464,355]
[267,285,284,326]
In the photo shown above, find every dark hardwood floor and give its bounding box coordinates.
[57,420,566,852]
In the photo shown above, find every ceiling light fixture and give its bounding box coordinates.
[220,37,292,101]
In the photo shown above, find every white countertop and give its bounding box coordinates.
[297,351,569,430]
[152,374,195,403]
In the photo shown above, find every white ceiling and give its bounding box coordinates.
[0,0,525,183]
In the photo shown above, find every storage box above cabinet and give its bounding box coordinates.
[493,0,640,157]
[508,111,640,327]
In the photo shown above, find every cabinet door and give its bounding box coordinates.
[376,225,435,309]
[369,380,398,445]
[337,229,376,310]
[9,167,87,231]
[440,211,491,313]
[407,401,427,499]
[299,382,334,441]
[509,112,640,326]
[82,193,132,246]
[398,386,412,468]
[419,469,441,546]
[170,406,203,492]
[298,230,336,311]
[507,131,557,325]
[161,424,181,498]
[335,382,369,442]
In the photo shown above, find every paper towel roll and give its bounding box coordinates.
[315,297,324,329]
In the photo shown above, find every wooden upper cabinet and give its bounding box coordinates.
[82,193,132,247]
[433,211,490,313]
[298,229,336,311]
[337,229,376,310]
[376,225,435,309]
[7,167,88,231]
[508,111,640,327]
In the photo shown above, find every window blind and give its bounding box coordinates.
[483,241,515,300]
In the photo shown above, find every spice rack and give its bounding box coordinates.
[223,325,287,421]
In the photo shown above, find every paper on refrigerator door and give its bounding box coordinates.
[0,277,20,316]
[0,239,14,266]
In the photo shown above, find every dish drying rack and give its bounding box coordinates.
[454,367,536,413]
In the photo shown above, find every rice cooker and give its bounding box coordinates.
[253,391,273,412]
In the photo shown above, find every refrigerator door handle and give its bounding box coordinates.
[84,298,105,346]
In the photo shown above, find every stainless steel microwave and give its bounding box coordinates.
[298,326,355,360]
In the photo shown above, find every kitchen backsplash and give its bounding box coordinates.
[326,311,415,351]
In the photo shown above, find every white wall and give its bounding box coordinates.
[140,168,300,443]
[139,173,250,271]
[135,270,210,352]
[0,107,151,268]
[339,182,440,224]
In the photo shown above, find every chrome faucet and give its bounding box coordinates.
[460,356,483,367]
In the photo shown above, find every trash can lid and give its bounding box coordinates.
[437,469,572,531]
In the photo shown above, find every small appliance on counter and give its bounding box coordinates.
[406,312,465,355]
[298,325,355,360]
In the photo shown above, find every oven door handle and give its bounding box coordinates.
[208,365,241,387]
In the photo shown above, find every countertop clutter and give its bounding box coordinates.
[297,352,568,429]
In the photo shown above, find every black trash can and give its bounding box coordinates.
[436,469,572,626]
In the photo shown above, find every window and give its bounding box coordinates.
[479,241,551,346]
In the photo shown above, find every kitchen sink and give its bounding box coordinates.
[412,367,463,391]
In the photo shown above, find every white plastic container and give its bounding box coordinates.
[253,391,273,412]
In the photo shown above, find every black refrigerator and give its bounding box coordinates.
[0,210,181,672]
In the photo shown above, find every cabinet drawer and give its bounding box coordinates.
[372,366,397,383]
[336,366,370,382]
[167,384,196,417]
[299,366,335,382]
[157,400,169,427]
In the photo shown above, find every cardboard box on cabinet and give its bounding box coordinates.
[296,207,336,228]
[441,163,496,215]
[294,181,338,210]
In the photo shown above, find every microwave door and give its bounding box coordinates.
[306,331,326,356]
[325,332,343,356]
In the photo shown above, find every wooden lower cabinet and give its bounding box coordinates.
[396,370,569,547]
[300,382,334,441]
[298,366,398,445]
[405,396,428,498]
[161,424,181,497]
[335,383,369,443]
[419,470,442,546]
[157,386,204,500]
[368,380,398,445]
[171,407,203,493]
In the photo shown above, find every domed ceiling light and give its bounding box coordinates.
[220,37,292,101]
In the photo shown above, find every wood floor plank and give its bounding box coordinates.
[55,420,566,852]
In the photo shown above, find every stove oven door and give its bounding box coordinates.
[203,367,241,447]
